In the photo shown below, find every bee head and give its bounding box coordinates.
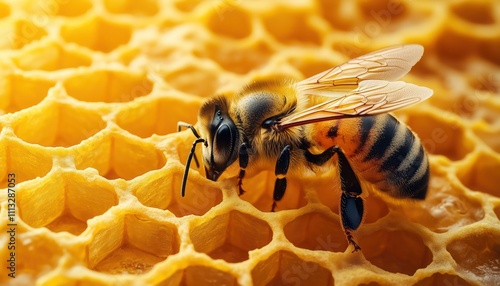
[198,96,239,182]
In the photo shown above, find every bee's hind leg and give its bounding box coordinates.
[334,147,363,252]
[272,145,291,212]
[237,143,249,196]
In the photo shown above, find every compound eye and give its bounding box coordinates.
[212,123,235,170]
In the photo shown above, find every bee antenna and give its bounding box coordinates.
[181,138,206,197]
[177,122,207,168]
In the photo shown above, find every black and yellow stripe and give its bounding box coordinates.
[350,114,429,200]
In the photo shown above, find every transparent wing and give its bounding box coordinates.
[297,44,425,92]
[278,80,433,129]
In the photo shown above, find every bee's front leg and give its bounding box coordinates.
[237,143,249,196]
[272,145,291,211]
[334,147,363,252]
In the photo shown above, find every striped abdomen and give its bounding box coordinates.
[312,114,429,199]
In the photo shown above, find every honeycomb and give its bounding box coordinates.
[0,0,499,285]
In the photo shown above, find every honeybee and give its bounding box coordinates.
[178,44,432,252]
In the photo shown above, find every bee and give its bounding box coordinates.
[178,44,433,252]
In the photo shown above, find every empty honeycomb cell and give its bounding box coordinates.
[89,212,180,274]
[0,18,47,49]
[0,72,56,113]
[206,5,252,39]
[473,126,500,153]
[456,152,500,198]
[287,55,337,79]
[451,1,495,25]
[3,136,52,183]
[111,133,166,180]
[0,229,63,284]
[413,273,472,286]
[240,171,307,212]
[402,175,485,233]
[12,97,107,147]
[56,0,93,17]
[173,0,199,13]
[405,110,475,161]
[11,98,57,146]
[63,68,153,102]
[17,169,117,235]
[0,2,9,18]
[159,62,222,98]
[318,0,358,31]
[60,16,132,53]
[57,102,107,147]
[160,265,238,285]
[251,250,334,286]
[12,39,92,71]
[358,229,433,275]
[103,0,159,16]
[495,204,500,220]
[190,210,272,263]
[284,212,348,252]
[202,40,274,74]
[116,96,202,138]
[447,232,500,285]
[164,173,223,217]
[262,10,321,45]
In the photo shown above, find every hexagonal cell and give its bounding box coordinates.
[262,9,321,45]
[0,1,10,19]
[200,40,273,75]
[18,0,92,18]
[284,212,348,252]
[0,228,63,284]
[206,5,252,39]
[239,170,307,212]
[12,39,92,71]
[413,273,472,286]
[473,126,500,154]
[63,68,153,103]
[0,18,47,49]
[159,265,238,285]
[405,110,475,161]
[133,165,223,217]
[103,0,159,16]
[2,134,52,183]
[89,213,180,274]
[57,0,93,17]
[11,97,107,147]
[400,175,484,233]
[190,210,272,263]
[173,0,201,13]
[358,229,433,275]
[109,133,166,180]
[17,170,118,235]
[287,55,337,80]
[251,250,334,286]
[0,72,56,113]
[60,15,132,53]
[158,61,223,98]
[456,152,500,198]
[447,232,500,285]
[115,95,202,138]
[451,1,495,25]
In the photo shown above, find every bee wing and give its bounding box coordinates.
[297,44,424,91]
[278,80,433,129]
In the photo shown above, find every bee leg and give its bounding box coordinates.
[272,145,291,212]
[237,143,249,196]
[335,147,363,252]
